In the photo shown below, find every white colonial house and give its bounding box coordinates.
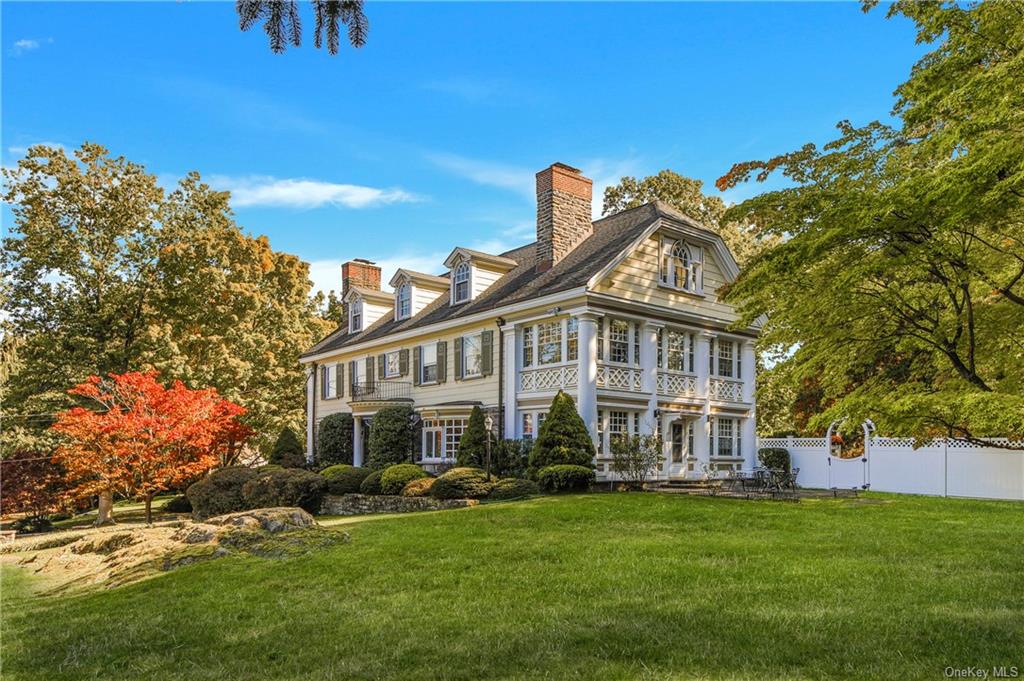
[300,162,758,481]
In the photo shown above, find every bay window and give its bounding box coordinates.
[537,321,562,364]
[420,418,468,461]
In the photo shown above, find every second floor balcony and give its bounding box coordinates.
[351,381,413,403]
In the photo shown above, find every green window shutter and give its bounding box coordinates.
[413,346,421,386]
[378,354,386,379]
[437,341,447,383]
[453,336,463,381]
[337,363,344,398]
[365,357,374,386]
[349,361,357,392]
[399,348,409,376]
[481,329,494,376]
[319,365,327,400]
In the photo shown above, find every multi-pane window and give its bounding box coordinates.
[597,318,605,360]
[633,325,641,367]
[597,409,606,455]
[445,419,468,456]
[522,326,533,367]
[660,239,702,292]
[671,422,685,463]
[667,331,687,372]
[397,283,411,319]
[657,329,664,368]
[716,418,736,458]
[422,427,442,459]
[522,413,533,440]
[385,351,401,378]
[350,303,362,332]
[566,318,578,361]
[537,321,562,365]
[453,262,471,303]
[609,320,630,363]
[688,333,695,372]
[609,410,630,448]
[717,340,735,377]
[688,422,695,459]
[420,418,467,460]
[421,343,438,384]
[321,363,339,399]
[463,333,483,377]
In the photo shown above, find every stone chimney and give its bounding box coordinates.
[535,163,593,272]
[342,258,382,295]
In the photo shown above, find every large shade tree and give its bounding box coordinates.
[236,0,368,55]
[716,1,1024,447]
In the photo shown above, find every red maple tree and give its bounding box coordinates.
[0,451,69,524]
[52,371,252,524]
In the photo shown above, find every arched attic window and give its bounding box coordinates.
[453,261,471,303]
[397,282,411,319]
[661,239,702,292]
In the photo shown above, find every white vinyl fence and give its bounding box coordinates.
[758,436,1024,502]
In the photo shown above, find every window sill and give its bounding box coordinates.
[657,283,706,299]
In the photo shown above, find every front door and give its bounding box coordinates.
[667,420,690,479]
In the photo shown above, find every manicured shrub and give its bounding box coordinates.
[241,468,327,514]
[430,467,494,500]
[317,413,354,466]
[359,469,385,495]
[367,404,415,469]
[187,466,261,519]
[528,391,595,471]
[536,464,595,493]
[161,494,192,513]
[494,439,531,479]
[269,427,306,468]
[379,463,428,495]
[401,477,436,497]
[759,447,790,473]
[456,406,494,468]
[487,477,539,500]
[320,464,371,495]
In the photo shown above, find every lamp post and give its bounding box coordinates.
[484,414,494,480]
[408,412,421,465]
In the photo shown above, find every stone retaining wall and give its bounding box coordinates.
[320,494,478,516]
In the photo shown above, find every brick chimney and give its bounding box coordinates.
[535,163,593,272]
[341,258,382,295]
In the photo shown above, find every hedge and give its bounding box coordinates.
[536,464,595,493]
[758,447,790,473]
[187,467,262,519]
[320,465,371,495]
[430,467,494,500]
[317,413,354,466]
[367,404,416,469]
[487,478,539,500]
[240,468,327,514]
[161,494,193,513]
[379,464,429,496]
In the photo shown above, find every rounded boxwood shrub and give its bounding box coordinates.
[320,464,371,495]
[758,447,790,473]
[488,477,539,500]
[187,466,261,519]
[359,469,385,495]
[430,467,494,500]
[240,468,327,514]
[402,477,436,497]
[161,494,192,514]
[380,463,428,496]
[536,464,595,493]
[317,413,354,466]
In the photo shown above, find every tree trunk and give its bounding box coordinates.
[144,494,153,525]
[95,491,115,526]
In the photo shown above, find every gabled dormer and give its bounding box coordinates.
[442,247,518,306]
[388,269,449,321]
[343,285,392,333]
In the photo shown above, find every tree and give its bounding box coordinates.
[609,433,662,489]
[603,169,779,266]
[269,427,305,468]
[715,1,1024,447]
[317,412,354,465]
[236,0,368,55]
[0,451,68,527]
[366,404,415,469]
[456,406,494,471]
[2,143,331,457]
[51,372,251,525]
[528,391,596,471]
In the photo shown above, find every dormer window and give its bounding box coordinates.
[660,238,702,292]
[397,282,411,319]
[453,262,471,304]
[349,301,362,332]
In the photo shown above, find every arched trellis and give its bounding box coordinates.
[825,418,872,491]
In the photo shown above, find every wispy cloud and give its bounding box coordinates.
[7,141,67,156]
[420,77,539,106]
[424,153,534,200]
[206,175,422,210]
[10,37,52,57]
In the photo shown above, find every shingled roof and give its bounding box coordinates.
[302,201,705,358]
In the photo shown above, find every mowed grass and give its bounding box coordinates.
[3,493,1022,680]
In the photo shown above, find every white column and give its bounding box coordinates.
[305,365,316,464]
[743,416,757,471]
[353,416,364,467]
[659,411,673,480]
[696,331,713,400]
[640,321,662,434]
[502,323,517,439]
[742,340,756,403]
[741,339,757,470]
[693,414,711,477]
[694,331,714,478]
[576,313,599,448]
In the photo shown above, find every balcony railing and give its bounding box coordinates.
[520,365,579,393]
[657,371,698,397]
[596,364,643,392]
[709,377,745,402]
[351,381,412,403]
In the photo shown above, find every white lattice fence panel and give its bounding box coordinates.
[709,378,744,402]
[657,372,697,397]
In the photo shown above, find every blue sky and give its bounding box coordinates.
[2,2,925,295]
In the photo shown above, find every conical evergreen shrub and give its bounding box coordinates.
[527,391,595,470]
[456,406,493,468]
[269,427,306,468]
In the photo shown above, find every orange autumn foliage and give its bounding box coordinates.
[51,371,252,522]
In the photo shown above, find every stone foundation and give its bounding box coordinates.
[320,494,478,516]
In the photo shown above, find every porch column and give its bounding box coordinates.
[640,321,662,434]
[502,323,517,439]
[741,340,756,403]
[693,413,711,477]
[695,331,713,400]
[576,312,600,448]
[659,410,674,480]
[305,365,316,464]
[353,416,364,467]
[743,415,758,470]
[741,339,757,470]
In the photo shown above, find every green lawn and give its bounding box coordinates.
[3,493,1022,680]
